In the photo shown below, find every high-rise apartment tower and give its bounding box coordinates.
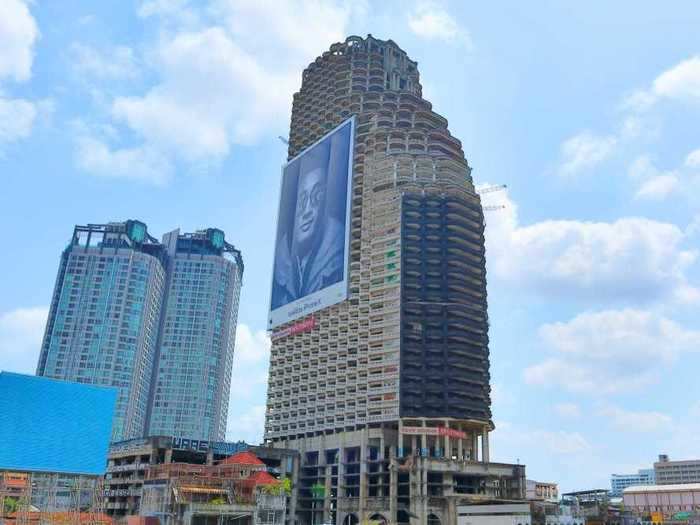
[265,36,524,525]
[37,221,243,442]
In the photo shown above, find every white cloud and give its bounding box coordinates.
[98,0,361,171]
[685,149,700,168]
[0,0,39,83]
[635,173,680,200]
[627,151,700,201]
[234,324,270,363]
[554,403,581,419]
[558,131,617,177]
[0,96,37,144]
[599,405,672,433]
[408,1,471,47]
[75,134,172,185]
[111,27,297,160]
[226,404,266,444]
[212,0,358,64]
[0,0,40,146]
[482,188,698,304]
[524,309,700,394]
[492,421,591,456]
[0,307,48,374]
[70,44,140,80]
[624,56,700,111]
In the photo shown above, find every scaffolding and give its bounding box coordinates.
[0,471,110,525]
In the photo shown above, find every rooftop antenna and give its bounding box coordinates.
[277,136,289,145]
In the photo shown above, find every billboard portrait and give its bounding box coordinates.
[269,117,354,328]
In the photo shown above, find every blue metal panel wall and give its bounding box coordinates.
[0,372,116,475]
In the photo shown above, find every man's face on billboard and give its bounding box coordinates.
[294,167,326,252]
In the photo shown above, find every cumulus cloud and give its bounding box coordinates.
[0,96,37,144]
[492,421,591,456]
[76,0,364,180]
[558,131,617,177]
[0,307,48,374]
[75,133,172,185]
[627,152,700,201]
[0,0,41,146]
[598,405,672,433]
[70,43,140,80]
[482,188,699,304]
[624,56,700,111]
[0,0,38,83]
[111,27,296,159]
[226,404,266,444]
[685,149,700,168]
[524,309,700,395]
[408,1,472,47]
[234,324,271,363]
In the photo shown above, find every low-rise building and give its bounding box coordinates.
[139,451,287,525]
[104,437,298,524]
[623,484,700,518]
[527,481,559,502]
[611,470,655,497]
[654,455,700,486]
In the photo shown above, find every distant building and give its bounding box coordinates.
[654,454,700,485]
[527,480,559,502]
[0,372,116,518]
[37,221,243,442]
[623,484,700,518]
[611,469,655,496]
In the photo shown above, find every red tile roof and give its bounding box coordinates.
[221,451,265,465]
[249,470,279,485]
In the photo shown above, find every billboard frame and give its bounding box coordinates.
[268,116,355,329]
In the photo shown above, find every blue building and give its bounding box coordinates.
[0,372,116,513]
[0,371,116,475]
[37,221,244,442]
[611,469,655,496]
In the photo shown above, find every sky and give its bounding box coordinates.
[1,0,699,493]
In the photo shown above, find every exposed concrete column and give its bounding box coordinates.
[411,436,417,456]
[359,428,368,522]
[443,419,450,459]
[420,418,427,456]
[389,461,398,523]
[164,448,173,464]
[482,426,490,463]
[471,431,479,461]
[457,431,463,460]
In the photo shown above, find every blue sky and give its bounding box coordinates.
[1,0,699,492]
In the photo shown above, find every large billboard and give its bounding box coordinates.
[269,117,354,328]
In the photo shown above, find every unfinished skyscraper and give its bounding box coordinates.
[265,35,525,525]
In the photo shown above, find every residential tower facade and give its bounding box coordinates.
[265,35,524,525]
[37,221,243,442]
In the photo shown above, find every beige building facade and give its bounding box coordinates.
[264,35,525,525]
